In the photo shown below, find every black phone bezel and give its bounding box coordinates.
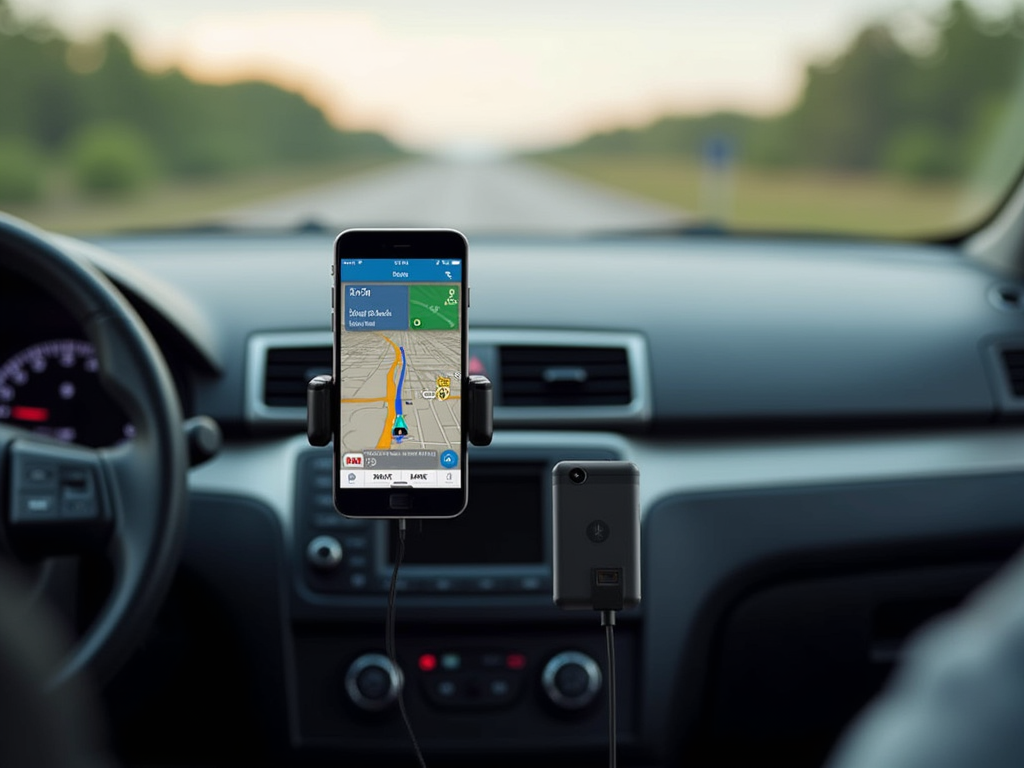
[332,228,469,519]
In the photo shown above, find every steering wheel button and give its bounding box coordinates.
[23,464,57,488]
[13,494,59,522]
[60,469,89,488]
[61,499,97,520]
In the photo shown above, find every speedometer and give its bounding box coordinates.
[0,338,134,447]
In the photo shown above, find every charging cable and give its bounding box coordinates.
[386,518,427,768]
[600,609,618,768]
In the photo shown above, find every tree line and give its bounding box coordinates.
[0,0,402,201]
[546,0,1024,181]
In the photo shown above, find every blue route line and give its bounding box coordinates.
[394,346,407,443]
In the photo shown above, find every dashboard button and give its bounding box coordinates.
[313,512,344,528]
[485,676,514,702]
[541,651,602,710]
[378,575,410,592]
[347,554,369,569]
[520,576,543,591]
[348,572,368,590]
[306,535,343,570]
[434,679,457,699]
[440,653,461,671]
[345,654,401,712]
[480,652,504,669]
[314,513,367,530]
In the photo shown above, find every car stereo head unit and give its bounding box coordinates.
[296,449,617,597]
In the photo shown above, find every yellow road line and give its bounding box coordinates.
[376,334,402,449]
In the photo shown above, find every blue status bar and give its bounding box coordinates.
[339,258,462,283]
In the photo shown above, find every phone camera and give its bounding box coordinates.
[568,467,587,484]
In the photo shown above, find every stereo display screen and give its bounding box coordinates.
[389,463,545,565]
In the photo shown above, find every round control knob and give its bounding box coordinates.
[345,653,402,712]
[306,535,343,570]
[541,651,602,710]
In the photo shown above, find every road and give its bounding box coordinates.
[221,157,687,233]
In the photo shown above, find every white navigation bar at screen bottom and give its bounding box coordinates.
[339,469,460,488]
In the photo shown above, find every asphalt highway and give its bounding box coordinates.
[221,157,686,234]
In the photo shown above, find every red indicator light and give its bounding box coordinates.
[468,355,486,376]
[418,653,438,672]
[506,653,526,670]
[11,405,50,423]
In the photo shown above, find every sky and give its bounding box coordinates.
[9,0,1020,153]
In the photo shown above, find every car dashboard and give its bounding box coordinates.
[6,228,1024,768]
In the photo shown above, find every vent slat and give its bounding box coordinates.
[264,346,331,407]
[498,346,631,407]
[503,380,629,395]
[503,363,628,379]
[1002,349,1024,397]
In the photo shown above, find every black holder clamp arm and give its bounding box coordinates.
[307,374,493,448]
[466,374,493,447]
[306,374,334,447]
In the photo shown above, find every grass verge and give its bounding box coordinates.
[4,156,401,235]
[540,154,978,239]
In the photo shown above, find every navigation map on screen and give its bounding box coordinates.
[338,258,463,489]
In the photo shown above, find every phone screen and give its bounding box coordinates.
[335,242,466,502]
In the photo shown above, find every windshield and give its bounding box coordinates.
[3,0,1024,238]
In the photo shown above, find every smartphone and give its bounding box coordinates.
[552,461,641,610]
[333,228,469,518]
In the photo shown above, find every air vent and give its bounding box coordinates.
[246,332,332,423]
[1002,349,1024,396]
[246,329,650,426]
[263,345,331,407]
[499,346,631,407]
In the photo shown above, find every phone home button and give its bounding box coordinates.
[389,493,412,511]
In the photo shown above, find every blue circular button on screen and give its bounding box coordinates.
[440,450,458,468]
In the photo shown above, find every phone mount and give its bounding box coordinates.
[306,374,493,448]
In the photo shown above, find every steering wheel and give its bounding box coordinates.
[0,214,188,692]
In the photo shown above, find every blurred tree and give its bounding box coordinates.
[546,0,1024,182]
[0,0,402,198]
[783,24,917,171]
[0,137,46,202]
[68,122,160,195]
